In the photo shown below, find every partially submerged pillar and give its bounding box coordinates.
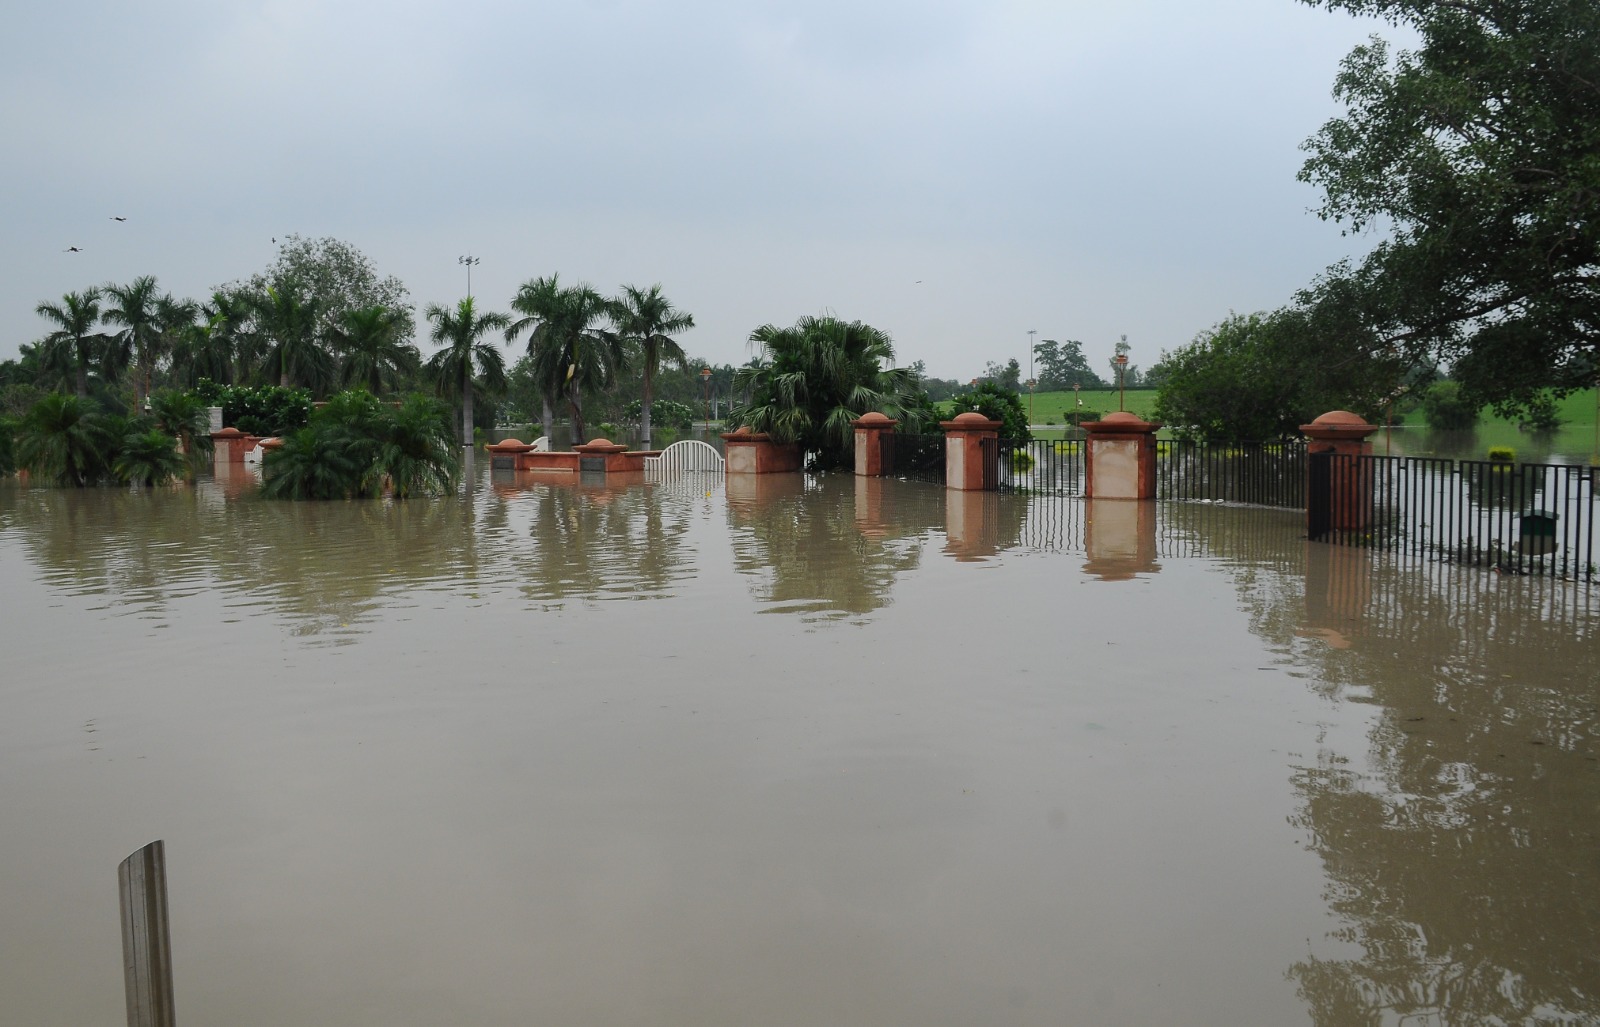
[209,426,260,464]
[940,412,1001,491]
[722,426,803,474]
[1301,410,1380,536]
[1081,412,1160,499]
[851,412,898,477]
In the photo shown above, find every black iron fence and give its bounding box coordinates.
[995,439,1084,494]
[882,433,946,485]
[1311,454,1597,581]
[1155,440,1307,507]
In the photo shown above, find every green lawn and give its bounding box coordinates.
[1397,387,1599,428]
[937,388,1162,424]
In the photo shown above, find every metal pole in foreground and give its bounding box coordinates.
[701,367,712,434]
[119,840,176,1027]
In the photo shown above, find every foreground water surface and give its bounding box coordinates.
[1,464,1596,1026]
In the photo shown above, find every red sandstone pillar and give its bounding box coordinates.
[940,412,1001,491]
[722,427,803,474]
[209,426,258,464]
[1081,412,1160,499]
[851,412,898,477]
[1300,410,1380,534]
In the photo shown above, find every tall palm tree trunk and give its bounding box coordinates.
[641,368,655,448]
[568,379,586,443]
[461,368,475,447]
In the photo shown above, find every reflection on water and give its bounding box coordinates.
[727,475,942,620]
[1379,424,1600,465]
[1,467,1596,1025]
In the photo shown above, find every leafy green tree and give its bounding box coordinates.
[729,315,923,469]
[257,389,459,499]
[259,425,365,500]
[226,234,414,341]
[1297,0,1600,412]
[102,276,167,409]
[171,291,253,388]
[1420,380,1481,431]
[945,380,1030,440]
[504,274,622,443]
[374,394,459,498]
[191,381,314,436]
[425,297,511,446]
[331,304,418,396]
[1154,309,1403,442]
[1032,339,1104,390]
[149,389,215,479]
[16,393,116,486]
[253,284,334,392]
[983,358,1022,391]
[608,283,694,448]
[113,429,185,488]
[35,288,106,399]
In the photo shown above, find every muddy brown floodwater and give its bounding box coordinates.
[1,464,1596,1026]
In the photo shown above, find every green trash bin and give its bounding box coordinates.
[1519,510,1558,555]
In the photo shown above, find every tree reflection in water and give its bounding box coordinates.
[1196,523,1600,1024]
[489,473,697,606]
[726,474,950,621]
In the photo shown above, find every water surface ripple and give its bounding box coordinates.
[1,468,1595,1026]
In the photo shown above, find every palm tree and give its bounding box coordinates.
[425,297,511,446]
[113,429,185,488]
[260,425,365,500]
[149,389,214,479]
[730,315,922,469]
[16,393,116,486]
[331,305,418,395]
[253,285,333,391]
[171,291,252,387]
[504,273,568,434]
[504,274,622,443]
[374,394,459,498]
[609,284,694,448]
[35,288,106,399]
[102,276,165,409]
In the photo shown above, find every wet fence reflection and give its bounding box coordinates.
[1186,511,1600,1025]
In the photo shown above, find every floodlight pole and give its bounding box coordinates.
[458,255,480,299]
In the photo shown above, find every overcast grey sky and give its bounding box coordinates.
[2,0,1397,381]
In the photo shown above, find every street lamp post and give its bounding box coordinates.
[701,367,712,434]
[1026,378,1037,425]
[1115,354,1129,412]
[458,255,479,299]
[1027,329,1036,386]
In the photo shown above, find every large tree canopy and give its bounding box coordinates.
[1154,307,1407,442]
[1297,0,1600,409]
[224,235,414,342]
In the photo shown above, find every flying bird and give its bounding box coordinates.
[110,216,127,222]
[64,246,82,252]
